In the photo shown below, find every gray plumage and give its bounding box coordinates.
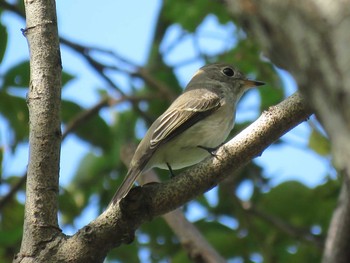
[111,63,264,204]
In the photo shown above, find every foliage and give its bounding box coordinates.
[0,1,336,263]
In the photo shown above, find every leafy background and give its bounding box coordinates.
[0,0,335,262]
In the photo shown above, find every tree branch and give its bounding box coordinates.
[0,173,26,210]
[133,68,177,101]
[54,92,312,261]
[0,0,23,17]
[15,0,62,262]
[120,145,226,263]
[62,94,155,140]
[60,37,155,124]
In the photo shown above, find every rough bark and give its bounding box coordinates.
[15,0,62,262]
[15,1,318,262]
[54,92,310,262]
[225,1,350,262]
[120,146,227,263]
[16,32,312,261]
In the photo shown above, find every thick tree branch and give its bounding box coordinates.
[52,92,312,262]
[15,0,62,262]
[120,145,226,263]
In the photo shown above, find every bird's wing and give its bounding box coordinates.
[150,89,221,149]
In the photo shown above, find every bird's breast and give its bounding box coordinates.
[149,103,235,170]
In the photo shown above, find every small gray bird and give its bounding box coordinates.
[112,63,264,204]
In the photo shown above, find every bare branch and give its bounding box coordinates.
[133,67,177,101]
[61,38,178,103]
[15,0,62,261]
[0,1,24,17]
[53,92,312,262]
[120,145,226,263]
[0,94,156,209]
[0,173,26,210]
[62,98,109,140]
[62,95,154,140]
[137,92,312,217]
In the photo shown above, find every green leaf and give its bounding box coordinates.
[257,180,336,228]
[61,100,112,151]
[60,152,113,224]
[3,61,30,89]
[0,198,24,249]
[0,226,23,246]
[2,60,74,89]
[0,146,3,181]
[163,0,230,32]
[0,22,7,64]
[258,181,310,222]
[72,152,110,188]
[106,241,140,263]
[259,84,284,110]
[308,129,331,156]
[0,92,29,147]
[59,187,84,225]
[61,71,74,87]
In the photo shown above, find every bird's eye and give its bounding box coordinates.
[222,67,235,77]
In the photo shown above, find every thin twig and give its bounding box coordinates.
[133,68,177,101]
[0,173,27,210]
[0,1,24,17]
[0,94,156,209]
[62,94,156,139]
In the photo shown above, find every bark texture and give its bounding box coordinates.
[16,0,322,262]
[15,0,62,262]
[225,1,350,262]
[119,146,227,263]
[61,92,309,262]
[18,88,312,262]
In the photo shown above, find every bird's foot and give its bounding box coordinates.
[166,162,176,178]
[197,143,224,157]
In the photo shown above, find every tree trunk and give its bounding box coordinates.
[15,0,62,262]
[225,1,350,262]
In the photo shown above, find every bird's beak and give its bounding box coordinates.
[243,79,265,89]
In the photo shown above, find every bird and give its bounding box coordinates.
[111,63,264,204]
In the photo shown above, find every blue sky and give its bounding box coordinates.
[0,0,332,232]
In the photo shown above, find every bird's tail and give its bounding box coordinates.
[110,167,142,205]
